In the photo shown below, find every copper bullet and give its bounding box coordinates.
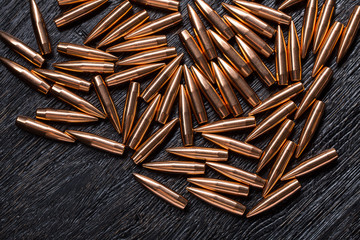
[218,57,260,107]
[0,57,50,94]
[106,35,167,53]
[179,85,193,146]
[105,63,164,87]
[124,12,182,40]
[237,37,276,87]
[166,147,228,162]
[295,100,325,158]
[275,25,289,85]
[312,22,344,77]
[195,0,234,40]
[263,141,296,196]
[29,0,51,55]
[288,21,302,82]
[57,42,117,61]
[187,4,217,60]
[183,65,207,124]
[206,162,266,188]
[122,82,140,144]
[156,67,182,124]
[53,60,114,73]
[222,3,276,38]
[191,66,230,119]
[194,117,256,134]
[0,31,45,67]
[224,15,273,58]
[127,94,161,149]
[133,173,188,210]
[313,0,335,53]
[301,0,318,58]
[246,101,297,142]
[16,116,75,143]
[246,179,301,217]
[143,161,205,175]
[187,187,246,215]
[116,47,176,66]
[257,119,295,172]
[50,84,106,119]
[187,178,249,196]
[295,67,333,120]
[93,75,122,134]
[97,10,149,48]
[32,68,91,92]
[130,0,179,11]
[278,0,304,11]
[66,130,124,155]
[36,108,98,123]
[57,0,91,6]
[141,54,183,102]
[337,6,360,63]
[54,0,108,28]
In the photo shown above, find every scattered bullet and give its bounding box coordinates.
[116,47,177,66]
[130,0,179,11]
[179,85,193,146]
[53,60,114,73]
[143,161,205,174]
[166,147,228,161]
[57,42,118,61]
[275,25,288,85]
[187,178,249,196]
[57,0,90,6]
[288,21,302,81]
[278,0,304,11]
[194,116,256,133]
[301,0,318,58]
[122,82,140,144]
[36,108,98,123]
[313,0,335,53]
[106,35,167,53]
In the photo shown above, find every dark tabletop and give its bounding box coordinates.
[0,0,359,239]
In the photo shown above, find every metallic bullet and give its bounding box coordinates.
[105,63,164,87]
[32,68,91,92]
[127,94,161,149]
[337,6,360,63]
[246,179,301,217]
[179,85,193,146]
[278,0,304,11]
[57,0,91,6]
[0,31,44,67]
[16,116,75,143]
[275,25,289,85]
[194,117,256,134]
[124,12,182,40]
[50,84,106,119]
[141,54,183,102]
[217,57,260,107]
[187,178,249,196]
[36,108,98,123]
[130,0,179,11]
[166,147,228,162]
[133,173,188,210]
[222,3,276,38]
[312,22,344,77]
[187,187,246,215]
[313,0,335,53]
[183,65,208,124]
[192,66,230,119]
[143,161,205,174]
[106,35,167,53]
[93,75,122,134]
[0,57,50,94]
[295,100,325,158]
[236,37,276,87]
[97,10,149,48]
[54,0,108,28]
[301,0,318,58]
[57,42,117,61]
[116,47,176,66]
[53,60,114,73]
[66,130,124,155]
[206,162,266,188]
[29,0,51,55]
[288,21,302,81]
[187,4,217,60]
[224,15,273,58]
[122,82,140,144]
[156,67,182,124]
[295,67,333,120]
[246,101,297,142]
[257,119,295,172]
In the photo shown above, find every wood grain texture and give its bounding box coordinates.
[0,0,359,239]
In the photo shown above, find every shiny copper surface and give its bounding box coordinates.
[166,147,228,162]
[194,117,255,133]
[122,82,140,144]
[179,85,193,146]
[187,178,249,196]
[36,108,98,123]
[116,47,177,65]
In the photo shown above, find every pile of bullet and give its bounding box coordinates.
[1,0,359,218]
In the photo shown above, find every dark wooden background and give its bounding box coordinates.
[0,0,359,239]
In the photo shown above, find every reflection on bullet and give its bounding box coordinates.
[0,57,50,94]
[57,42,117,61]
[66,130,124,155]
[50,84,106,119]
[133,173,188,209]
[166,147,228,161]
[106,35,167,53]
[16,116,75,143]
[194,117,256,133]
[143,161,205,174]
[117,47,176,66]
[54,0,108,28]
[122,82,140,143]
[187,178,249,196]
[312,22,343,77]
[131,0,179,11]
[179,85,193,146]
[0,31,44,67]
[278,0,304,11]
[301,0,317,58]
[295,67,332,120]
[124,12,182,40]
[53,60,114,73]
[313,0,335,53]
[246,101,297,142]
[36,108,98,123]
[288,21,302,81]
[57,0,90,6]
[247,179,301,217]
[275,25,288,85]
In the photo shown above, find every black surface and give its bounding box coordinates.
[0,0,359,239]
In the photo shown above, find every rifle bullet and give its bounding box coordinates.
[194,117,256,134]
[278,0,304,11]
[166,147,228,161]
[122,83,140,145]
[143,161,205,174]
[106,35,167,53]
[57,0,91,6]
[130,0,179,11]
[313,0,335,53]
[53,60,114,73]
[57,42,117,61]
[301,0,317,58]
[179,85,193,146]
[187,178,249,196]
[275,25,288,85]
[288,21,302,81]
[36,108,98,123]
[116,47,177,66]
